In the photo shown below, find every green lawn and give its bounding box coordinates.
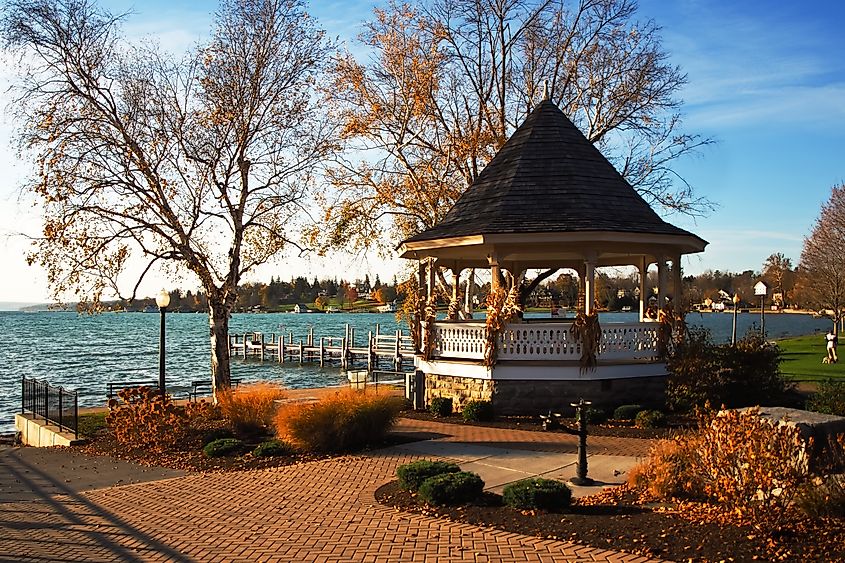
[778,334,845,382]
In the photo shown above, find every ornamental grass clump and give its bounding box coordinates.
[106,386,189,453]
[274,389,403,453]
[502,478,572,511]
[417,471,484,506]
[217,382,287,437]
[396,460,461,491]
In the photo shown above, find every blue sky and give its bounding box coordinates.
[1,0,843,302]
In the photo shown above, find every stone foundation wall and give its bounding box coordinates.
[425,374,494,412]
[424,374,666,415]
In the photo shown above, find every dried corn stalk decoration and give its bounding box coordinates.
[483,286,521,367]
[656,305,674,358]
[421,296,438,361]
[572,311,601,372]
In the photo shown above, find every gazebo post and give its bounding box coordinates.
[427,258,437,300]
[672,253,683,313]
[657,257,668,309]
[583,254,596,315]
[449,266,461,319]
[465,268,475,316]
[638,257,648,321]
[489,254,501,292]
[418,260,427,296]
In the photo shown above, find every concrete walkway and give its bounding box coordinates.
[0,420,660,562]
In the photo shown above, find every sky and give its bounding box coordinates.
[0,0,843,305]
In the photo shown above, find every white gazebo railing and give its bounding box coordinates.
[430,321,660,362]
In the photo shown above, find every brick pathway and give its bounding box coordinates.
[0,422,661,562]
[395,418,656,458]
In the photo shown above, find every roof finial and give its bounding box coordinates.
[542,78,550,101]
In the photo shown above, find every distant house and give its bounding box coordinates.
[293,303,313,314]
[376,302,397,313]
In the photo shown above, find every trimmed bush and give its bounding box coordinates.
[202,427,235,446]
[274,389,404,453]
[502,478,572,511]
[635,409,666,429]
[203,437,245,458]
[429,397,452,418]
[396,460,460,491]
[578,407,608,424]
[105,386,189,453]
[417,471,484,506]
[252,439,295,458]
[462,400,494,422]
[806,379,845,416]
[613,404,644,420]
[217,382,287,437]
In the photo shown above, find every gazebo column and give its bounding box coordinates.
[671,253,683,312]
[448,267,462,320]
[638,257,648,321]
[464,268,475,317]
[427,258,437,300]
[583,255,596,315]
[489,254,501,292]
[657,256,668,309]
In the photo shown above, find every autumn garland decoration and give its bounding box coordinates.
[421,296,438,360]
[483,286,521,367]
[571,311,601,372]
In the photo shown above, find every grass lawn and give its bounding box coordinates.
[778,334,845,382]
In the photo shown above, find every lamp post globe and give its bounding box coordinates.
[156,289,170,398]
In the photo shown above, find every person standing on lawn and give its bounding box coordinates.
[826,330,838,363]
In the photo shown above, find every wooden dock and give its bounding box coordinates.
[228,324,416,371]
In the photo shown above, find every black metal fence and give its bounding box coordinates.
[21,377,78,438]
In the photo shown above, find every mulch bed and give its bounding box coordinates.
[77,428,420,473]
[376,481,845,562]
[399,410,688,439]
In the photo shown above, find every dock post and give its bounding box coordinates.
[243,333,248,359]
[395,330,402,371]
[319,337,325,367]
[341,337,348,369]
[299,340,304,364]
[280,336,286,363]
[259,333,264,361]
[308,327,314,347]
[367,331,373,372]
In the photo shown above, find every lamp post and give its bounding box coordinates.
[156,289,171,399]
[731,293,740,345]
[570,398,595,486]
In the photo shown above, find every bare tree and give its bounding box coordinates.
[2,0,335,396]
[762,252,793,307]
[799,184,845,333]
[318,0,713,258]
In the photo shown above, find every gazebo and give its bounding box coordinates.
[398,99,707,414]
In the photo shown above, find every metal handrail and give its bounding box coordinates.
[21,376,78,438]
[106,380,160,399]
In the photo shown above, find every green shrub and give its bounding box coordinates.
[396,460,461,491]
[667,327,789,410]
[578,407,608,424]
[203,437,245,457]
[274,389,403,453]
[429,397,452,417]
[252,439,295,458]
[613,404,644,420]
[806,379,845,416]
[202,427,235,446]
[502,478,572,511]
[417,471,484,506]
[635,409,666,429]
[462,400,494,422]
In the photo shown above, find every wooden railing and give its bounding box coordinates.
[430,321,660,362]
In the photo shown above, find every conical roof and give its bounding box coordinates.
[401,100,704,246]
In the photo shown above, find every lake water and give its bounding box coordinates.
[1,310,833,432]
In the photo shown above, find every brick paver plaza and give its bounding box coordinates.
[0,419,659,562]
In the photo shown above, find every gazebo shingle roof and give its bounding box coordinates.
[402,100,701,245]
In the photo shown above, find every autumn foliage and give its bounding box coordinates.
[217,383,287,437]
[274,389,403,453]
[106,387,190,453]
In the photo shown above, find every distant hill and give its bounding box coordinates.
[0,301,51,311]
